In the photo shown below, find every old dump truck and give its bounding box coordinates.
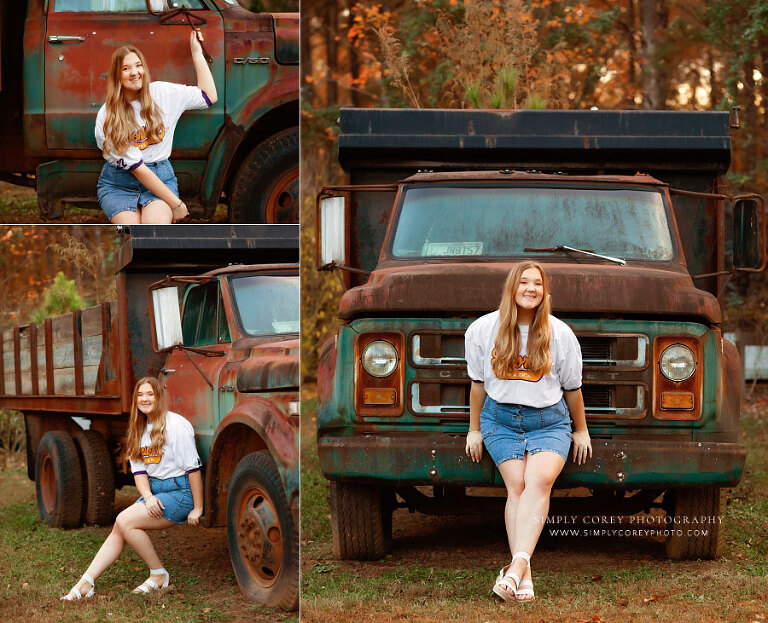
[316,108,763,561]
[0,0,298,223]
[1,224,300,610]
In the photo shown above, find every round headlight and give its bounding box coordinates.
[659,344,696,382]
[361,340,398,378]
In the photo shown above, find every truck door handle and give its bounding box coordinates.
[220,384,236,392]
[48,35,85,43]
[161,368,176,375]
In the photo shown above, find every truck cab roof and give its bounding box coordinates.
[401,171,669,186]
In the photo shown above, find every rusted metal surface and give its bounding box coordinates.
[337,262,722,324]
[318,433,745,488]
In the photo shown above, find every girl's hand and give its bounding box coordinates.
[187,508,203,526]
[571,430,592,465]
[145,495,165,519]
[190,29,204,56]
[172,199,188,221]
[465,430,484,463]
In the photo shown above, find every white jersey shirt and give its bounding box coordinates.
[129,410,202,480]
[95,81,211,171]
[465,311,582,408]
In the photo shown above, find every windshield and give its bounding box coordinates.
[229,274,300,336]
[390,186,675,261]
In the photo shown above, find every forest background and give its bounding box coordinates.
[300,0,768,380]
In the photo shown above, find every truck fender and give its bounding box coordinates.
[317,336,337,407]
[204,396,298,527]
[720,337,742,433]
[200,99,298,213]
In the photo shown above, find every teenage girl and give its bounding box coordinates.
[464,261,592,602]
[61,377,203,599]
[95,31,217,224]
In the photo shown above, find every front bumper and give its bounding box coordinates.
[318,432,746,488]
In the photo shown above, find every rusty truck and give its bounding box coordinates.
[315,108,763,561]
[0,0,298,223]
[1,224,300,610]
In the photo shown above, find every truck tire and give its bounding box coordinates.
[35,431,84,529]
[229,128,298,224]
[665,487,724,560]
[329,481,392,560]
[227,451,298,611]
[73,430,115,526]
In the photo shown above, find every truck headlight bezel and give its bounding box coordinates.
[659,343,696,382]
[361,340,399,378]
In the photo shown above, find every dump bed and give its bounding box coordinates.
[0,225,299,416]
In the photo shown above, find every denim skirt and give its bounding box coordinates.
[136,474,194,524]
[96,159,178,221]
[480,395,573,465]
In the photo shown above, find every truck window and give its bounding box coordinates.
[181,281,226,347]
[53,0,204,12]
[390,186,675,261]
[229,274,299,337]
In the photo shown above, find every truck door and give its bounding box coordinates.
[161,278,230,462]
[44,0,224,152]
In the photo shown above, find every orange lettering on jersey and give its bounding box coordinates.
[130,124,165,150]
[491,349,544,382]
[140,445,162,464]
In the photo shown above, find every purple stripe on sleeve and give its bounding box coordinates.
[187,466,201,474]
[128,159,144,172]
[201,90,212,107]
[470,378,484,383]
[132,470,148,476]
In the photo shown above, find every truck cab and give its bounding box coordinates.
[316,108,764,562]
[0,0,298,222]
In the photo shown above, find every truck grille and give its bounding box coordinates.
[409,330,649,419]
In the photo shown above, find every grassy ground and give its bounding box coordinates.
[0,469,297,622]
[0,181,229,223]
[300,384,768,622]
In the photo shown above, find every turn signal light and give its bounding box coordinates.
[660,391,694,410]
[363,388,397,405]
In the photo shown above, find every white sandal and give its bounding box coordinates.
[492,561,520,602]
[132,567,169,594]
[61,573,95,600]
[511,551,535,601]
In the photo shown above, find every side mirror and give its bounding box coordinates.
[319,195,346,268]
[733,197,766,271]
[150,286,183,351]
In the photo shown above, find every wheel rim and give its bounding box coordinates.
[40,453,56,515]
[265,168,299,223]
[236,486,283,588]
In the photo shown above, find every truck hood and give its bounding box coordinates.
[236,338,299,392]
[338,263,721,324]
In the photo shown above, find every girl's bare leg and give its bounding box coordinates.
[497,457,527,553]
[114,502,174,587]
[508,451,566,595]
[64,525,127,597]
[110,210,142,224]
[140,200,173,224]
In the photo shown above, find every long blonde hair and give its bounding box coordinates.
[102,46,164,157]
[125,377,168,462]
[492,261,552,378]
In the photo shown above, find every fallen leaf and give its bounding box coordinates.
[591,575,602,582]
[643,594,664,604]
[202,608,211,613]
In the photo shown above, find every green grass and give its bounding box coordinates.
[0,470,295,622]
[300,398,331,544]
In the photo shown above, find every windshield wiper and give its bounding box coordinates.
[524,245,626,266]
